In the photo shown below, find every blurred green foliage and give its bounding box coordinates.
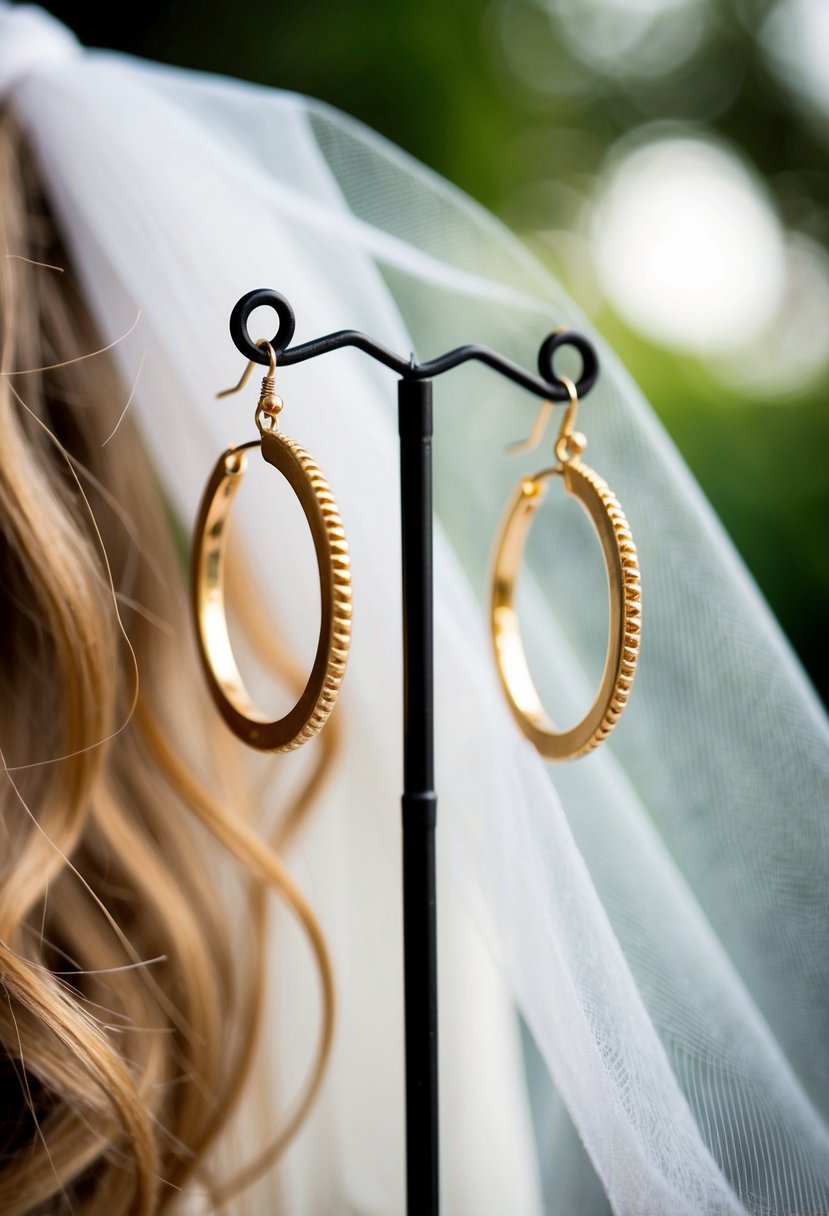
[43,0,829,703]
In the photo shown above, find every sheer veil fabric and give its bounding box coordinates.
[3,6,829,1214]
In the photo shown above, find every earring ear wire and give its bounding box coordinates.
[505,397,554,457]
[218,338,283,423]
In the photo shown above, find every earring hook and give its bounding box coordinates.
[506,374,582,461]
[217,339,283,431]
[505,398,554,457]
[217,338,278,399]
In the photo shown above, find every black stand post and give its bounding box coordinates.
[399,378,439,1215]
[228,288,598,1216]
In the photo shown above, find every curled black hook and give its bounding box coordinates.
[230,288,296,361]
[229,287,599,401]
[538,329,598,399]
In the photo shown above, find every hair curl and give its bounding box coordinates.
[0,114,335,1215]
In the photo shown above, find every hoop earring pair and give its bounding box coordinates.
[190,342,639,762]
[489,373,641,761]
[191,342,351,752]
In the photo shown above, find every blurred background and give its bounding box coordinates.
[35,0,829,704]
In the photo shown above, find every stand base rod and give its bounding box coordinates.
[399,377,439,1216]
[402,790,438,1216]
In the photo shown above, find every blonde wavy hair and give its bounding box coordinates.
[0,114,335,1214]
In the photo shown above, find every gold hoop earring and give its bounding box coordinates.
[489,375,641,761]
[191,342,351,752]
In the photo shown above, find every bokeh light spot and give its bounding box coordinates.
[547,0,709,80]
[592,135,787,353]
[762,0,829,125]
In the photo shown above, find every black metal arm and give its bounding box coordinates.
[230,287,599,400]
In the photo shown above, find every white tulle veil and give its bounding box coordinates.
[3,5,829,1214]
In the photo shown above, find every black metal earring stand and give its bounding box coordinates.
[229,288,598,1216]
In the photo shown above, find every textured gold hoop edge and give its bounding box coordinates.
[490,458,641,761]
[571,460,641,756]
[191,430,352,753]
[268,430,352,750]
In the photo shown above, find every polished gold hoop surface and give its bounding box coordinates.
[490,458,641,760]
[192,428,352,752]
